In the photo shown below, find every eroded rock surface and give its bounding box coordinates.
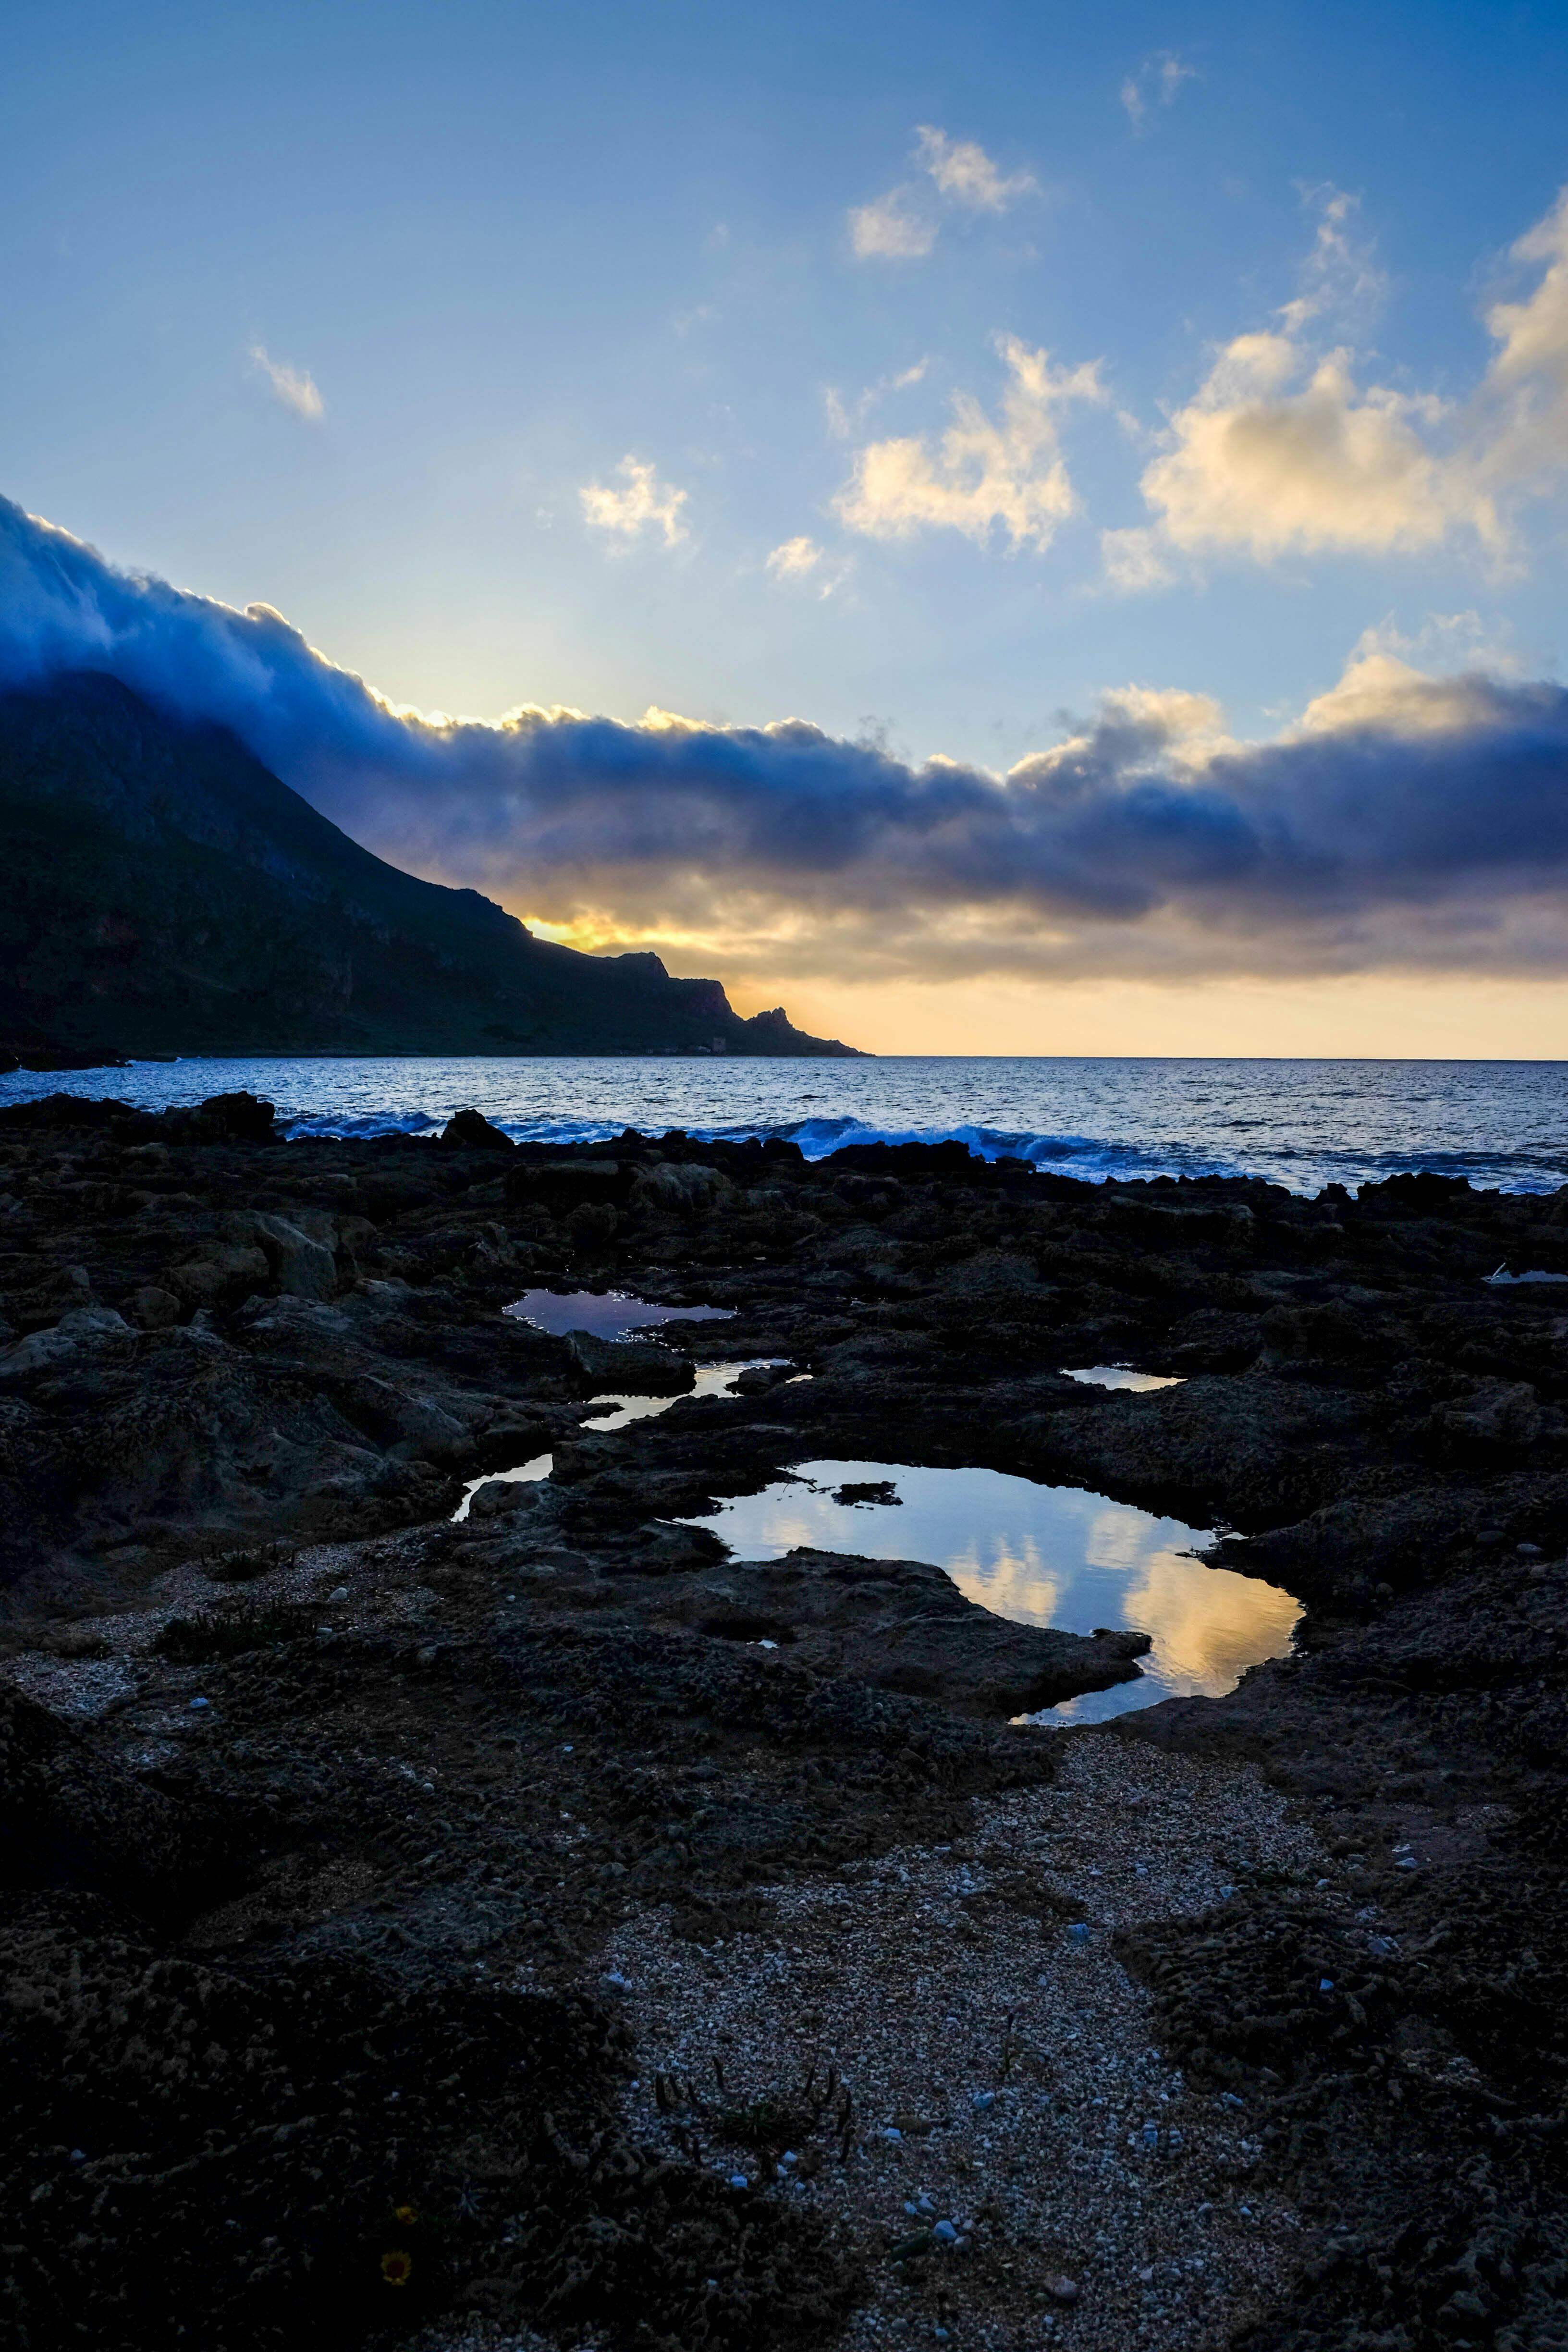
[2,1099,1567,2349]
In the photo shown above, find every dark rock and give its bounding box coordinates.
[564,1330,695,1394]
[640,1548,1149,1716]
[197,1090,277,1142]
[439,1106,516,1151]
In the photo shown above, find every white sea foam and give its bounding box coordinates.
[3,1054,1564,1195]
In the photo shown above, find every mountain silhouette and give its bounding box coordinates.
[0,672,858,1065]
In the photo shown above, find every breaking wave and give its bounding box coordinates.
[5,1053,1565,1195]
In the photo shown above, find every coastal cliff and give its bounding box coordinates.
[0,671,860,1064]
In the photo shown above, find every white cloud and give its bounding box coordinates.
[834,335,1104,551]
[1099,526,1176,592]
[765,537,850,596]
[1276,187,1387,334]
[579,456,689,548]
[848,189,937,260]
[1121,53,1198,129]
[914,126,1037,212]
[249,344,323,421]
[1107,184,1568,586]
[848,124,1036,262]
[825,358,930,440]
[1476,186,1568,488]
[1140,335,1479,561]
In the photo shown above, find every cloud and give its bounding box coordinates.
[1099,525,1176,593]
[1120,53,1198,129]
[579,456,689,548]
[849,124,1036,262]
[848,191,937,261]
[913,126,1037,213]
[765,537,850,596]
[1475,185,1568,489]
[1112,185,1568,584]
[833,337,1104,551]
[249,344,324,421]
[6,494,1568,990]
[825,359,929,441]
[1140,334,1480,561]
[1276,186,1387,335]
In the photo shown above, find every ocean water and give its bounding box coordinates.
[3,1053,1566,1195]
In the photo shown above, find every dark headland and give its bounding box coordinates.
[0,670,859,1068]
[2,1089,1567,2352]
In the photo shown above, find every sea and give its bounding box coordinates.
[3,1054,1567,1196]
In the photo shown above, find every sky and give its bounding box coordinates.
[4,0,1568,1054]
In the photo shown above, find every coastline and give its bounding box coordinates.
[2,1092,1566,2348]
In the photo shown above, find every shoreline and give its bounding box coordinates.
[2,1093,1566,2348]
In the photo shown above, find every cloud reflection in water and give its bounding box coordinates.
[684,1458,1299,1719]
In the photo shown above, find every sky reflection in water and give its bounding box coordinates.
[682,1459,1300,1725]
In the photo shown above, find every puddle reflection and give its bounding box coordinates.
[1064,1365,1184,1393]
[451,1361,789,1519]
[681,1458,1298,1723]
[504,1288,735,1340]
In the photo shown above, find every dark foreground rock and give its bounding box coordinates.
[2,1102,1568,2347]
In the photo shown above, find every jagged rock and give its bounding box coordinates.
[564,1330,695,1394]
[440,1107,515,1151]
[197,1090,277,1142]
[640,1548,1150,1716]
[631,1162,734,1217]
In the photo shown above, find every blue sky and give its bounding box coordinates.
[5,0,1568,1051]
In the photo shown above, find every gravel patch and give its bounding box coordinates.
[592,1733,1325,2351]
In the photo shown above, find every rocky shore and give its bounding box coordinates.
[2,1090,1566,2351]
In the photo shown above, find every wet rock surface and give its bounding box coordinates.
[1,1099,1567,2348]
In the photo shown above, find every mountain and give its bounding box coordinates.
[0,672,860,1063]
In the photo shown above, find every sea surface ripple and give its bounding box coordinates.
[3,1054,1565,1196]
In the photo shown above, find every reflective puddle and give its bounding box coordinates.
[680,1458,1299,1724]
[504,1287,735,1340]
[451,1361,790,1519]
[1064,1365,1184,1393]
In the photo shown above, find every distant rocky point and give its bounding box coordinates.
[0,671,861,1064]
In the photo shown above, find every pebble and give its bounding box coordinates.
[188,1696,209,1710]
[326,1585,349,1602]
[606,1737,1314,2351]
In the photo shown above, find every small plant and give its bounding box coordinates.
[203,1541,297,1585]
[153,1601,317,1662]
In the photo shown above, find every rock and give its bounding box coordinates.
[641,1549,1150,1716]
[168,1241,271,1307]
[0,1309,134,1383]
[469,1478,549,1521]
[126,1285,182,1330]
[438,1108,515,1151]
[564,1331,695,1395]
[198,1091,277,1143]
[1043,2274,1080,2305]
[631,1162,733,1217]
[57,1307,132,1339]
[250,1215,339,1301]
[1433,1380,1560,1449]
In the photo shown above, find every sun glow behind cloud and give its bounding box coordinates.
[5,485,1568,1062]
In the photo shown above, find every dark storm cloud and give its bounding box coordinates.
[4,495,1568,972]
